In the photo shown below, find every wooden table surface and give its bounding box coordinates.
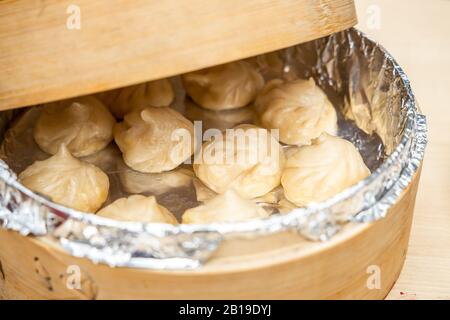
[355,0,450,300]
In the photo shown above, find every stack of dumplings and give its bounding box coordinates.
[16,58,372,225]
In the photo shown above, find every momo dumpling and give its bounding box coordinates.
[248,51,296,79]
[184,99,255,131]
[19,145,109,212]
[96,195,177,224]
[193,124,285,199]
[182,61,264,110]
[255,78,338,145]
[254,52,285,76]
[182,190,269,224]
[119,162,194,195]
[281,134,371,206]
[97,79,175,118]
[34,96,115,157]
[114,107,194,173]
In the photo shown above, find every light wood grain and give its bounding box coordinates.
[0,0,356,111]
[356,0,450,300]
[0,170,421,299]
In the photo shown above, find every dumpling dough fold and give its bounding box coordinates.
[184,99,256,131]
[119,162,194,195]
[34,96,115,157]
[255,78,337,146]
[97,79,174,118]
[281,133,370,206]
[182,190,269,224]
[114,107,194,173]
[19,145,109,212]
[182,61,264,110]
[194,124,285,199]
[97,195,177,224]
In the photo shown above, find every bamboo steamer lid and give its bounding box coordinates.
[0,0,357,111]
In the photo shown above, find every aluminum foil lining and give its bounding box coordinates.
[0,28,427,270]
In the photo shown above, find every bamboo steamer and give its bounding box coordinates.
[0,169,420,299]
[0,0,426,300]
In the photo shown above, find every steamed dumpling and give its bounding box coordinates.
[255,78,338,145]
[248,51,294,79]
[184,99,256,131]
[182,190,269,224]
[182,61,264,110]
[34,96,115,157]
[119,163,194,195]
[96,195,177,224]
[193,124,285,199]
[114,107,194,173]
[97,79,175,118]
[281,134,370,206]
[19,145,109,212]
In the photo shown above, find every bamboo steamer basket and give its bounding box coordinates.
[0,0,427,299]
[0,170,421,299]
